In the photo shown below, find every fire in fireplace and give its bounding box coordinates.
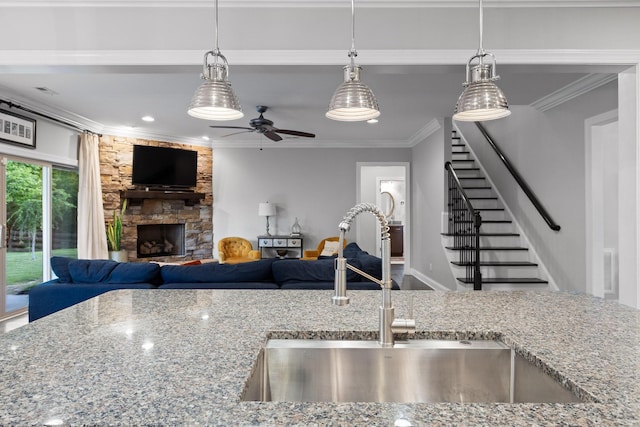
[137,224,185,258]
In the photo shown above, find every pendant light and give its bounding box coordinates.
[453,0,510,122]
[326,0,380,122]
[188,0,243,121]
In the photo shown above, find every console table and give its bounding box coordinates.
[258,235,304,259]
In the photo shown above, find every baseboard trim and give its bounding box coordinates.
[409,268,451,291]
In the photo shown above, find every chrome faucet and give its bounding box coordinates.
[333,202,415,347]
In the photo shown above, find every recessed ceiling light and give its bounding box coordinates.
[141,116,155,122]
[367,118,379,124]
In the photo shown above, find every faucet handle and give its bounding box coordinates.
[391,295,416,335]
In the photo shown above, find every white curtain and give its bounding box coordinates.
[78,132,108,259]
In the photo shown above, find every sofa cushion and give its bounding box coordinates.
[107,262,162,284]
[51,256,73,282]
[340,242,383,282]
[160,258,275,284]
[159,282,279,290]
[69,259,119,283]
[272,258,361,285]
[66,260,161,284]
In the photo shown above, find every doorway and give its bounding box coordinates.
[357,163,410,271]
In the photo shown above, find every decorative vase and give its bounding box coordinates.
[291,217,302,236]
[109,249,128,263]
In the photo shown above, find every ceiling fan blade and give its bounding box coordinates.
[274,129,316,138]
[221,130,254,138]
[263,131,283,142]
[209,126,253,130]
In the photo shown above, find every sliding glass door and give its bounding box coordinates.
[0,155,77,319]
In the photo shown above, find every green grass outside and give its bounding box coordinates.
[7,248,78,286]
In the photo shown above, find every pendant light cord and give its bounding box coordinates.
[478,0,485,55]
[349,0,357,65]
[214,0,220,55]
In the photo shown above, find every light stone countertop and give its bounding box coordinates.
[0,289,639,426]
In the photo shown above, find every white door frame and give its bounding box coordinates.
[585,109,618,299]
[356,162,411,272]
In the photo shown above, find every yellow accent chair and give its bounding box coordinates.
[301,236,347,261]
[218,237,261,264]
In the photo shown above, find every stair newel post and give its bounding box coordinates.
[473,211,482,291]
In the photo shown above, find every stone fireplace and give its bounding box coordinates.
[99,135,213,262]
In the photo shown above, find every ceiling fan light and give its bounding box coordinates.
[188,62,244,121]
[326,65,380,122]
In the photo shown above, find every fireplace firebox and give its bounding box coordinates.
[137,224,185,258]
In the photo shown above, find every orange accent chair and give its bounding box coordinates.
[218,237,261,264]
[301,236,347,261]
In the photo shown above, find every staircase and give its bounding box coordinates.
[444,130,549,290]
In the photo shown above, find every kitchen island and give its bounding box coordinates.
[0,289,638,425]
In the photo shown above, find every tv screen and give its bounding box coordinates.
[132,145,197,189]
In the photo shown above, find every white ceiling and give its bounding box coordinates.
[0,1,636,148]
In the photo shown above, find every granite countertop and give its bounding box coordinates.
[1,289,638,425]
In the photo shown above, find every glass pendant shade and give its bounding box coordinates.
[188,53,243,121]
[453,63,510,122]
[453,0,510,122]
[326,65,380,122]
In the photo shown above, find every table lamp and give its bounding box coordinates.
[258,202,276,236]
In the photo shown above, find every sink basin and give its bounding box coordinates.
[242,339,583,403]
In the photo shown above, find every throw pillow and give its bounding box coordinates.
[51,256,74,282]
[320,240,340,257]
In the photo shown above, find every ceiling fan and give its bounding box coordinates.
[209,105,316,142]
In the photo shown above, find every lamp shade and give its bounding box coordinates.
[188,53,244,121]
[453,63,510,122]
[258,202,276,217]
[326,65,380,122]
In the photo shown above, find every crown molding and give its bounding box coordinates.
[1,1,639,8]
[407,119,442,147]
[2,49,640,68]
[530,73,618,111]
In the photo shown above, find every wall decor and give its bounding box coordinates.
[0,110,36,149]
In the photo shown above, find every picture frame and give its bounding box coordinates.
[0,109,36,149]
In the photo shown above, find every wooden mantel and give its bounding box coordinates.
[122,190,205,206]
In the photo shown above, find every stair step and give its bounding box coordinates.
[442,233,520,237]
[452,143,465,147]
[452,151,471,155]
[451,208,504,211]
[459,177,486,181]
[461,186,492,190]
[453,167,481,172]
[453,196,498,201]
[452,159,474,163]
[456,219,512,224]
[456,277,549,284]
[445,246,529,251]
[451,261,538,267]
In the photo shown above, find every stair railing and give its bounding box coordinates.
[475,122,561,231]
[445,161,482,290]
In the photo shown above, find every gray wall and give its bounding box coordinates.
[456,81,618,293]
[0,108,78,167]
[410,121,457,290]
[212,147,411,256]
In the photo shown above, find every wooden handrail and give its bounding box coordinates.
[475,122,561,232]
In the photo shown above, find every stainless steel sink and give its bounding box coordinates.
[241,339,583,403]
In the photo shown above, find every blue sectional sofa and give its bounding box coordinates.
[29,243,397,321]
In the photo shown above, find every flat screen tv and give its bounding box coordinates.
[132,145,197,189]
